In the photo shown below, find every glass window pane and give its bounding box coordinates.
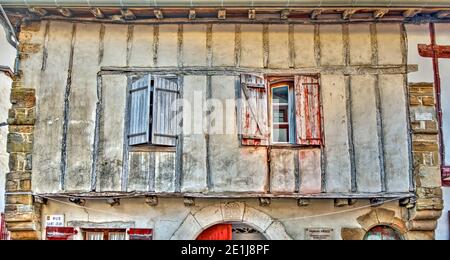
[273,125,289,143]
[86,232,104,240]
[273,104,288,123]
[272,86,289,104]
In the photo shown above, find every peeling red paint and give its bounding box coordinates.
[299,149,322,194]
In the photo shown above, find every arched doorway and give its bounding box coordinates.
[364,225,403,240]
[197,223,267,240]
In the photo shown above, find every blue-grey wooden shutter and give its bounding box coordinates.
[128,75,151,145]
[240,74,269,146]
[152,76,179,146]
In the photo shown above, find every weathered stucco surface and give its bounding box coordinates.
[21,21,412,197]
[40,198,407,240]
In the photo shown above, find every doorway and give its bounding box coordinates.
[196,223,267,240]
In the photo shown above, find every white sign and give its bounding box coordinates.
[46,215,65,227]
[415,112,433,121]
[305,228,334,240]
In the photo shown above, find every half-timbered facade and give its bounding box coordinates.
[1,1,448,240]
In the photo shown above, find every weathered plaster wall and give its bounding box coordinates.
[40,198,406,240]
[0,26,16,212]
[436,187,449,240]
[21,21,412,196]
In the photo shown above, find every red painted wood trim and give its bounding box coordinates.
[442,166,450,187]
[418,44,450,59]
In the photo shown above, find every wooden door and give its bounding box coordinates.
[196,224,232,240]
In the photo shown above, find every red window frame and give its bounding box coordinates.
[82,228,127,240]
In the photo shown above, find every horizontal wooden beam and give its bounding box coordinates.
[99,64,418,77]
[35,191,415,199]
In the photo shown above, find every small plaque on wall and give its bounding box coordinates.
[305,228,334,240]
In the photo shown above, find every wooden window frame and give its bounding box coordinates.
[82,228,127,240]
[266,75,323,148]
[269,80,296,145]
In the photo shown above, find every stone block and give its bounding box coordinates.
[7,133,33,153]
[375,208,395,224]
[243,206,273,232]
[9,153,33,171]
[193,205,223,228]
[9,230,41,240]
[407,220,437,231]
[417,166,442,188]
[341,227,365,240]
[221,202,245,222]
[416,198,444,210]
[6,194,33,205]
[357,210,379,231]
[406,231,434,240]
[171,214,202,240]
[7,108,36,125]
[264,221,292,240]
[10,88,36,108]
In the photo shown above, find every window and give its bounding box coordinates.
[240,74,322,146]
[128,75,180,147]
[271,83,294,143]
[363,226,402,240]
[83,229,126,240]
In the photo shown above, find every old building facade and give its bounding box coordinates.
[1,2,448,240]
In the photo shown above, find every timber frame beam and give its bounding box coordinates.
[4,7,450,25]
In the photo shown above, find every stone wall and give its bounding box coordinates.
[4,23,41,240]
[407,83,443,239]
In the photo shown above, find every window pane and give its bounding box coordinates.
[86,232,104,240]
[272,85,291,143]
[272,86,289,103]
[273,104,289,123]
[109,232,126,240]
[273,124,289,143]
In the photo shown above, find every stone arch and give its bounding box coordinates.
[341,208,408,240]
[170,202,292,240]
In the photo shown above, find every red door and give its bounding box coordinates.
[197,224,232,240]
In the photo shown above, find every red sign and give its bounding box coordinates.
[443,166,450,187]
[128,228,153,240]
[46,227,77,240]
[418,44,450,58]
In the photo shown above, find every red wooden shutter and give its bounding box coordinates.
[240,74,269,146]
[294,75,322,145]
[196,224,232,240]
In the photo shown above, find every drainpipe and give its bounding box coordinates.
[429,23,446,173]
